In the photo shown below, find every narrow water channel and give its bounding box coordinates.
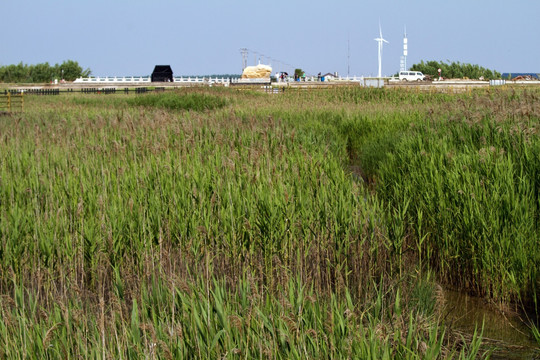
[345,164,539,358]
[443,290,539,359]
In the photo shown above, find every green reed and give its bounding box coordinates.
[0,87,537,357]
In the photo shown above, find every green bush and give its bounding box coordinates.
[0,60,90,82]
[410,60,501,80]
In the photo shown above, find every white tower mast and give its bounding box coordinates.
[374,22,389,78]
[403,26,408,71]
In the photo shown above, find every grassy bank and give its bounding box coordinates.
[0,87,537,358]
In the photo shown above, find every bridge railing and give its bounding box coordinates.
[173,76,235,84]
[74,76,151,83]
[74,76,238,84]
[276,75,366,83]
[73,75,369,84]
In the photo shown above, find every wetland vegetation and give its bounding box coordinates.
[0,86,538,358]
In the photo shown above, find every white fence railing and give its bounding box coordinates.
[73,75,370,84]
[74,76,151,83]
[276,75,367,83]
[174,76,236,84]
[74,76,242,84]
[489,79,506,86]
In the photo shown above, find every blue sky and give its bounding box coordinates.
[2,0,538,76]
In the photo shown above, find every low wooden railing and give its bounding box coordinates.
[0,92,24,113]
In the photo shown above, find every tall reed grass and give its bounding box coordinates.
[0,87,537,358]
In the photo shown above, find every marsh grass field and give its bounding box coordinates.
[0,86,538,358]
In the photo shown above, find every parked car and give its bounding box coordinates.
[399,71,426,81]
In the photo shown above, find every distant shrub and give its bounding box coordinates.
[410,60,501,80]
[127,92,227,111]
[0,60,90,83]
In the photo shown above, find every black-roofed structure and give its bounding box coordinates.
[151,65,173,82]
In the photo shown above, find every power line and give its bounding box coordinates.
[240,48,295,73]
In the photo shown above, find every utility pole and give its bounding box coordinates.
[240,48,248,71]
[347,33,350,77]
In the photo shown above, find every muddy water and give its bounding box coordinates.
[443,290,539,359]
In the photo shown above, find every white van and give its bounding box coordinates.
[399,71,425,81]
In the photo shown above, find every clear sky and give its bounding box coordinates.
[2,0,538,77]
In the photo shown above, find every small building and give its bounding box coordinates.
[322,72,338,81]
[151,65,173,82]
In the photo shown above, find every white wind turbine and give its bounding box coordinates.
[374,22,389,78]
